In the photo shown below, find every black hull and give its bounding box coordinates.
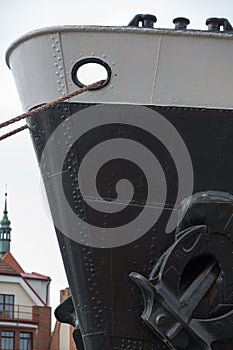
[28,103,233,350]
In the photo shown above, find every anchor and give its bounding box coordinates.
[130,191,233,350]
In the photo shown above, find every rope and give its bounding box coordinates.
[0,125,28,142]
[0,80,105,141]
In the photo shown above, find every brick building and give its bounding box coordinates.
[0,193,51,350]
[50,288,76,350]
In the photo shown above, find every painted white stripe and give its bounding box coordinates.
[0,321,38,328]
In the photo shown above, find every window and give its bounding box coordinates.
[1,331,14,350]
[0,295,14,318]
[20,332,32,350]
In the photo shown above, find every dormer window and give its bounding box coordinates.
[0,295,14,319]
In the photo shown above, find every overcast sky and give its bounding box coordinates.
[0,0,233,324]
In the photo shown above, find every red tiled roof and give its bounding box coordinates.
[21,272,51,281]
[2,252,24,273]
[0,258,20,276]
[0,252,50,281]
[0,253,51,307]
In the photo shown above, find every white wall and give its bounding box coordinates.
[0,281,35,306]
[0,276,44,306]
[26,279,50,305]
[59,323,70,350]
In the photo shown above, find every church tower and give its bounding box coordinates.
[0,193,11,258]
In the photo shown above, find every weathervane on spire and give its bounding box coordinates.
[4,186,8,215]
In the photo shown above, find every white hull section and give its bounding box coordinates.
[6,26,233,111]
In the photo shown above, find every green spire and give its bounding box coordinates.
[0,192,11,258]
[0,193,11,229]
